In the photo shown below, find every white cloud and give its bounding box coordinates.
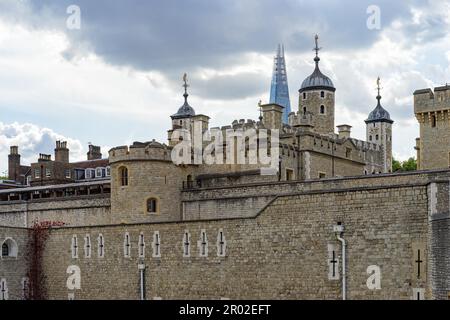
[0,122,85,174]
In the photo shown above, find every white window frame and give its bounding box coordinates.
[123,232,131,258]
[45,168,51,178]
[65,169,71,179]
[198,229,208,257]
[217,229,227,257]
[138,232,146,258]
[95,167,103,178]
[34,169,40,179]
[106,166,111,177]
[84,235,91,258]
[97,234,105,258]
[71,235,78,259]
[152,231,161,258]
[182,231,191,258]
[0,278,8,300]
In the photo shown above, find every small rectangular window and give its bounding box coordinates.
[286,169,294,181]
[431,115,436,127]
[96,168,103,178]
[35,169,40,179]
[319,172,326,179]
[106,166,111,177]
[346,148,352,158]
[65,169,71,179]
[45,168,51,178]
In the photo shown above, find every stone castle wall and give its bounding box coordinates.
[0,196,111,228]
[37,178,434,300]
[0,227,30,300]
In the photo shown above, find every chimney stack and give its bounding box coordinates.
[261,103,284,130]
[87,144,102,160]
[38,154,52,162]
[337,125,352,139]
[55,141,69,163]
[8,146,21,182]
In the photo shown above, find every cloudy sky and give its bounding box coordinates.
[0,0,449,174]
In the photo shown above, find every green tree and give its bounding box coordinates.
[392,159,402,172]
[392,157,417,172]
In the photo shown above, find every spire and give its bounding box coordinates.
[269,44,291,124]
[182,73,189,104]
[313,34,322,66]
[300,35,335,93]
[365,77,393,124]
[376,76,382,105]
[171,73,196,119]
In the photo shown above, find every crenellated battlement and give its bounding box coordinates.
[109,140,172,164]
[288,111,314,129]
[414,85,450,115]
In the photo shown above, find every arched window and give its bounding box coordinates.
[1,238,18,258]
[147,198,158,214]
[320,91,325,98]
[320,105,325,114]
[303,92,307,100]
[119,167,128,186]
[303,107,307,114]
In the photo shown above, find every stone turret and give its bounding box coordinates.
[261,103,283,130]
[298,35,336,135]
[365,78,394,173]
[414,84,450,170]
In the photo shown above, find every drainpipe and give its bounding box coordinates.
[138,263,146,300]
[334,223,346,300]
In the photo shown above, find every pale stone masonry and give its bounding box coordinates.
[1,38,450,300]
[414,85,450,170]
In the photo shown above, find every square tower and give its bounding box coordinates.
[414,85,450,170]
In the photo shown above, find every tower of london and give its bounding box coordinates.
[0,36,450,301]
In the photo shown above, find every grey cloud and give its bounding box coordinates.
[15,0,420,70]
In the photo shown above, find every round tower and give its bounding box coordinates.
[109,140,193,224]
[298,35,336,135]
[365,77,394,173]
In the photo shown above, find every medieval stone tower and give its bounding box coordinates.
[298,35,336,135]
[414,85,450,170]
[365,78,393,173]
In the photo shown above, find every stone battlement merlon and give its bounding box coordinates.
[109,140,172,164]
[414,85,450,114]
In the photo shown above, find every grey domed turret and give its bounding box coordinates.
[365,88,393,124]
[299,35,335,93]
[171,73,196,119]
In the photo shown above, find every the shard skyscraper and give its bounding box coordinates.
[269,44,292,124]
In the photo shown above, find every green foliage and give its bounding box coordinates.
[392,157,417,172]
[0,176,8,181]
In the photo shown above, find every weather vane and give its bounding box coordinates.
[258,100,263,121]
[183,73,189,93]
[313,34,322,57]
[376,77,382,96]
